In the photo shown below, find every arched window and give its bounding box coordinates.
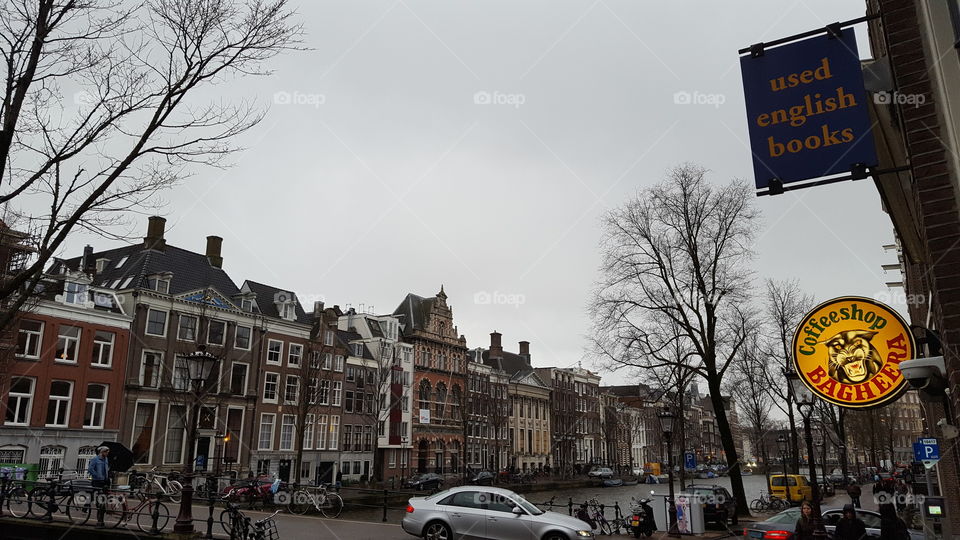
[418,380,432,412]
[0,445,26,464]
[451,385,462,421]
[435,382,447,420]
[39,445,66,477]
[76,446,97,477]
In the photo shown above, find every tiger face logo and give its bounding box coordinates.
[821,330,884,384]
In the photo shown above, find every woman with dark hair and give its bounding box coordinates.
[879,504,909,540]
[794,501,827,540]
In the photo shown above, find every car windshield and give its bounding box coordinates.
[424,489,450,500]
[515,495,544,515]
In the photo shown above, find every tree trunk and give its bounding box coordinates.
[706,374,748,516]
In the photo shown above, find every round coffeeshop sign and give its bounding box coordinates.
[791,296,914,409]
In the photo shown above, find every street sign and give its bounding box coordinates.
[684,452,696,470]
[913,438,939,465]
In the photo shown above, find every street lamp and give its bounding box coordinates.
[658,407,678,537]
[777,433,788,489]
[786,368,822,514]
[173,345,219,534]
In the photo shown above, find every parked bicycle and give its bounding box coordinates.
[221,502,281,539]
[750,491,789,513]
[130,467,183,503]
[287,484,343,518]
[0,477,31,518]
[25,472,90,524]
[98,488,171,532]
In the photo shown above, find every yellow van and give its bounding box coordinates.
[769,474,812,503]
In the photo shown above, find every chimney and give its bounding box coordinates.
[143,216,167,251]
[95,258,110,274]
[519,341,530,362]
[490,331,503,359]
[206,236,223,268]
[81,245,94,273]
[313,301,325,317]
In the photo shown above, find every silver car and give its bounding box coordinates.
[402,486,594,540]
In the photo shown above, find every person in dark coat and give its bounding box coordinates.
[834,504,867,540]
[846,483,862,508]
[879,503,909,540]
[794,501,826,540]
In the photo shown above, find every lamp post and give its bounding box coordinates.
[777,433,788,489]
[658,407,678,537]
[173,346,219,534]
[786,369,821,514]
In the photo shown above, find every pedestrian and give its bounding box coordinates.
[834,504,867,540]
[87,446,110,528]
[879,503,909,540]
[794,501,827,540]
[846,482,862,509]
[894,481,908,513]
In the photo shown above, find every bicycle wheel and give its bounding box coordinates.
[599,519,613,536]
[220,508,236,536]
[166,481,183,503]
[5,486,30,517]
[27,487,53,518]
[320,492,343,518]
[750,498,763,512]
[136,501,170,533]
[288,489,312,515]
[102,492,126,528]
[66,492,92,525]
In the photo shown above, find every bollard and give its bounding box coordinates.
[151,493,162,535]
[42,478,55,522]
[600,503,605,518]
[205,476,216,539]
[383,489,389,522]
[568,497,573,516]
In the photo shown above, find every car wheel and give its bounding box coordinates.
[423,520,451,540]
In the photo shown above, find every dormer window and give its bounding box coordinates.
[145,274,170,294]
[352,343,364,357]
[241,299,253,312]
[64,282,88,305]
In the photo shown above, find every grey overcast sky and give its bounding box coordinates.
[63,0,905,374]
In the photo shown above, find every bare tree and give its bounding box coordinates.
[727,329,775,483]
[0,0,302,334]
[761,279,815,475]
[590,163,759,516]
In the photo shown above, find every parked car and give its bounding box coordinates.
[817,477,835,497]
[404,473,444,491]
[402,485,594,540]
[828,473,846,487]
[587,467,614,479]
[743,506,923,540]
[768,474,812,504]
[468,471,495,486]
[687,484,737,525]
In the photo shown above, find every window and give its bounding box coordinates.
[230,363,248,395]
[16,320,43,358]
[116,255,129,268]
[46,381,72,426]
[235,326,251,350]
[345,391,354,413]
[120,276,133,289]
[207,320,226,346]
[64,282,88,304]
[83,384,108,428]
[288,344,303,367]
[284,375,299,403]
[388,449,396,468]
[323,353,332,370]
[178,315,198,341]
[332,381,342,406]
[301,462,311,479]
[145,276,170,293]
[140,351,162,387]
[91,330,114,366]
[353,461,361,475]
[39,446,65,476]
[164,405,186,464]
[303,414,314,450]
[256,459,271,475]
[132,402,157,463]
[419,380,431,411]
[259,414,275,450]
[329,416,339,450]
[76,446,96,477]
[0,445,26,463]
[317,415,328,450]
[263,373,279,402]
[146,309,167,336]
[364,425,373,451]
[280,415,295,451]
[334,355,344,371]
[267,340,283,364]
[352,343,364,357]
[241,299,253,312]
[324,331,334,346]
[173,356,190,391]
[319,380,330,405]
[5,377,34,425]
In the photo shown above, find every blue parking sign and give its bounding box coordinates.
[684,452,696,470]
[913,439,939,462]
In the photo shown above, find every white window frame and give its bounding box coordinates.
[39,445,66,477]
[328,415,339,450]
[16,320,43,359]
[55,325,81,363]
[332,381,342,407]
[279,415,295,451]
[91,330,114,367]
[258,413,275,450]
[266,339,283,365]
[140,350,163,388]
[324,331,334,346]
[284,375,299,403]
[131,400,159,464]
[163,405,187,465]
[4,377,35,426]
[64,281,88,305]
[145,309,168,337]
[288,343,303,367]
[322,353,332,370]
[234,325,252,350]
[83,383,108,429]
[303,414,315,450]
[317,415,328,450]
[230,362,249,395]
[177,314,198,341]
[263,372,279,403]
[207,319,226,346]
[334,355,344,372]
[46,380,73,427]
[319,380,330,405]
